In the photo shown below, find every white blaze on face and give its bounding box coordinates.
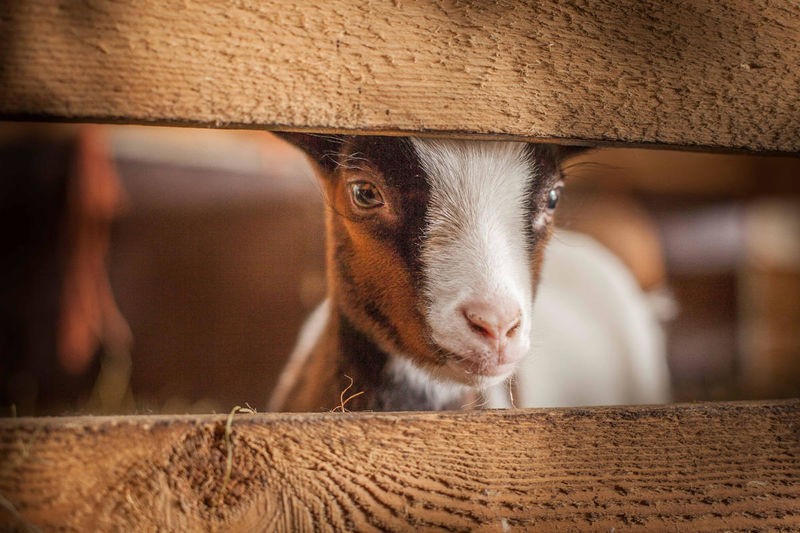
[413,138,535,388]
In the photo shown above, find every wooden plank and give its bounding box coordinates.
[1,1,799,153]
[1,400,799,531]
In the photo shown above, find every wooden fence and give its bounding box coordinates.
[2,401,799,530]
[1,1,799,152]
[1,1,799,530]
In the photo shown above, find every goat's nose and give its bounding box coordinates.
[462,299,522,342]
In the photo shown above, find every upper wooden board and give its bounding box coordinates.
[1,400,799,531]
[1,1,799,153]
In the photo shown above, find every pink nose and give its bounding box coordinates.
[462,299,522,344]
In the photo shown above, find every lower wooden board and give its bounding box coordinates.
[1,400,799,531]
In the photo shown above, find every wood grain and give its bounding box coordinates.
[1,400,799,531]
[1,1,799,152]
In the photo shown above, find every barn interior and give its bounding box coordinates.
[2,123,799,416]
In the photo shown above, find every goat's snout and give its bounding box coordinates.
[462,300,521,342]
[460,298,524,359]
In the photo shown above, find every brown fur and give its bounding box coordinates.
[322,144,440,364]
[278,141,442,411]
[273,135,579,412]
[278,312,342,412]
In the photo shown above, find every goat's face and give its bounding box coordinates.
[281,135,567,390]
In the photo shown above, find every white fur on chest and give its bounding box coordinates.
[267,299,331,411]
[385,355,471,410]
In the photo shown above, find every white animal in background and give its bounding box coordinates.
[485,230,670,408]
[268,135,670,412]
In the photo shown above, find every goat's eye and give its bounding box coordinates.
[350,181,385,209]
[546,182,564,212]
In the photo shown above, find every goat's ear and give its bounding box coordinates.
[273,132,347,174]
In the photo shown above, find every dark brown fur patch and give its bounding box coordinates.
[322,138,435,365]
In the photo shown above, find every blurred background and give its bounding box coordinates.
[1,123,798,416]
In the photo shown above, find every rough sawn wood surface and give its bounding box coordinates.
[1,1,799,152]
[1,400,799,531]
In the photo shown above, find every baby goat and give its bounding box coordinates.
[269,135,670,412]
